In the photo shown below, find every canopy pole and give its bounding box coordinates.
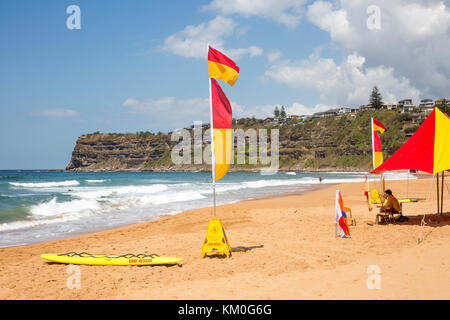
[406,169,410,199]
[436,172,440,224]
[209,77,217,219]
[207,43,216,219]
[440,171,444,224]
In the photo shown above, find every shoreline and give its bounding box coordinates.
[0,181,337,249]
[0,178,448,299]
[63,168,373,173]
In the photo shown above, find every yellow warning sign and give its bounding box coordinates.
[201,219,231,259]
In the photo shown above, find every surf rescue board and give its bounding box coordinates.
[41,253,183,266]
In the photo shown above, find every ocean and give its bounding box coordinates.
[0,170,414,247]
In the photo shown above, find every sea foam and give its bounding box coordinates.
[10,180,80,188]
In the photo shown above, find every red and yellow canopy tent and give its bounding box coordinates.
[371,107,450,223]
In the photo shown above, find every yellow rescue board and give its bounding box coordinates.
[41,254,183,266]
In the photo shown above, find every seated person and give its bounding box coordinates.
[380,189,401,219]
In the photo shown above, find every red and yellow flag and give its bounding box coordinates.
[211,78,232,181]
[372,118,386,169]
[373,118,386,134]
[208,46,240,87]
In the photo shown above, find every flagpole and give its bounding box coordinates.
[334,190,338,238]
[207,44,217,218]
[371,118,375,170]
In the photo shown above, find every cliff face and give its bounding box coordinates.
[66,110,413,172]
[66,133,174,171]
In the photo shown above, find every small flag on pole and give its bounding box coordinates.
[335,190,350,238]
[373,119,386,133]
[208,46,240,86]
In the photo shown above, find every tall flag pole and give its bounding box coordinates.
[201,45,239,259]
[208,64,216,217]
[207,45,239,217]
[208,78,233,217]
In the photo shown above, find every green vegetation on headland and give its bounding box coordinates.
[66,108,439,172]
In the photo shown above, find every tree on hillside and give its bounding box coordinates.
[370,86,383,109]
[280,106,287,119]
[274,106,280,118]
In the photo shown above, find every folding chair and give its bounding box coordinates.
[343,206,356,226]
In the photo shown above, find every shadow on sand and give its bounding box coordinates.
[398,212,450,227]
[202,245,264,259]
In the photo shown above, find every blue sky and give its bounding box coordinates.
[1,0,449,169]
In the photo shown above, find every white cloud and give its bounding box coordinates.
[265,52,421,106]
[203,0,307,29]
[267,50,283,63]
[159,16,263,60]
[123,96,328,130]
[306,0,450,98]
[123,97,210,130]
[34,108,78,118]
[227,46,264,60]
[284,102,331,115]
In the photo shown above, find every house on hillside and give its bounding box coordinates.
[435,98,450,108]
[338,107,357,114]
[398,99,415,113]
[313,108,339,118]
[381,101,397,110]
[285,114,300,122]
[418,99,434,114]
[419,99,433,107]
[412,112,427,124]
[359,104,375,111]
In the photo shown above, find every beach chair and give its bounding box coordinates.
[375,204,403,224]
[344,206,356,226]
[375,211,394,224]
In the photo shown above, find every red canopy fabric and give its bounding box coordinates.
[371,108,450,174]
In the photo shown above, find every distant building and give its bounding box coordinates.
[419,99,433,107]
[435,98,450,108]
[381,101,397,110]
[359,104,375,111]
[412,113,427,124]
[325,108,339,116]
[398,99,413,106]
[398,99,415,113]
[417,99,434,114]
[338,107,356,114]
[313,108,339,118]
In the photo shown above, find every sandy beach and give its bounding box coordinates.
[0,177,448,300]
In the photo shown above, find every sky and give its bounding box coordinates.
[0,0,449,169]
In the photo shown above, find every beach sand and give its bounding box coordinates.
[0,178,449,300]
